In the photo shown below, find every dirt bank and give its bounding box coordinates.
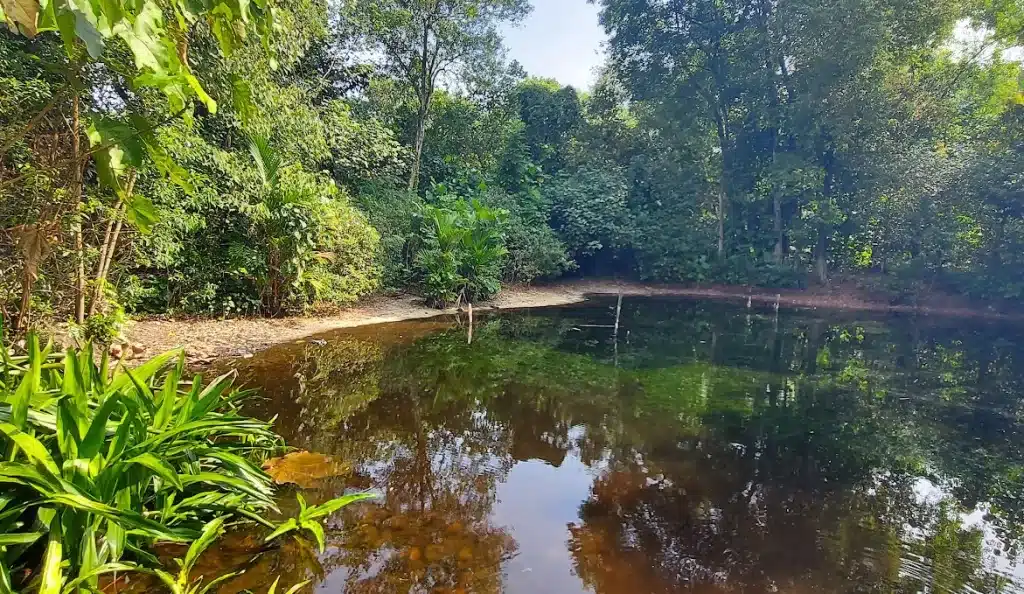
[125,278,1020,364]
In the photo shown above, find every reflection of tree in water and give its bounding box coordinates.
[232,299,1024,593]
[317,351,521,593]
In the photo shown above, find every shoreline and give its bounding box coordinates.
[125,278,1020,365]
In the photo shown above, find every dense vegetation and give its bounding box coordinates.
[2,0,1024,336]
[0,331,371,592]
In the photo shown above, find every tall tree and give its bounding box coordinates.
[344,0,530,191]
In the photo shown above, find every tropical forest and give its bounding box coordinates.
[2,0,1024,592]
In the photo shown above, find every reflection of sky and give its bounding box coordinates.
[912,477,1024,591]
[493,427,598,594]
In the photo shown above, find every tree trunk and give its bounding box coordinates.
[816,148,836,286]
[408,107,428,192]
[815,224,828,285]
[89,172,135,315]
[711,102,730,261]
[717,182,726,259]
[773,192,783,262]
[71,93,86,324]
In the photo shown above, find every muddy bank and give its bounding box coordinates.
[125,278,1020,364]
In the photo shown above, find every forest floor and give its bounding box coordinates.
[125,278,1019,365]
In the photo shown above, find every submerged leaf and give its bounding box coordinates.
[262,451,350,488]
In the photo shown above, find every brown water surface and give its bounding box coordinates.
[217,297,1024,593]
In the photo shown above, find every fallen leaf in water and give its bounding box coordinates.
[262,451,350,488]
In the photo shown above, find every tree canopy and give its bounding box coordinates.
[2,0,1024,336]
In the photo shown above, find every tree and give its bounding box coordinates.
[0,0,276,330]
[343,0,531,191]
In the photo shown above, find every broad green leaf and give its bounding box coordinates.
[80,394,122,459]
[185,72,216,113]
[302,492,376,520]
[104,517,126,561]
[54,8,77,55]
[8,334,40,428]
[72,9,105,58]
[80,524,100,590]
[301,519,325,552]
[117,0,178,73]
[87,116,145,192]
[263,518,297,544]
[36,0,55,31]
[125,193,159,234]
[61,348,86,413]
[55,400,82,459]
[104,402,136,463]
[106,349,177,395]
[178,472,274,504]
[47,493,191,542]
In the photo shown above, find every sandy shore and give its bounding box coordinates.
[125,278,1018,364]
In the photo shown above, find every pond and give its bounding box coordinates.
[223,296,1024,593]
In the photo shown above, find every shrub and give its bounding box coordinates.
[413,196,508,307]
[482,188,575,283]
[354,184,424,290]
[0,335,372,592]
[546,168,635,269]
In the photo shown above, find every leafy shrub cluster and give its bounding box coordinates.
[481,186,576,284]
[412,196,509,307]
[130,136,380,317]
[0,334,371,593]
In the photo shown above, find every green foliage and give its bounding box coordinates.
[482,187,575,283]
[546,168,634,271]
[0,338,279,591]
[354,184,424,290]
[0,335,374,592]
[0,0,272,113]
[413,196,508,307]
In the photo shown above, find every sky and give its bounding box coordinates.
[501,1,607,90]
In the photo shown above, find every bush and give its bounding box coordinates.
[0,336,371,592]
[546,168,635,273]
[413,196,508,307]
[482,188,575,283]
[355,183,424,290]
[131,139,380,317]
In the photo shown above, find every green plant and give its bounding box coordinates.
[482,188,575,283]
[413,197,508,307]
[0,334,373,593]
[265,492,375,552]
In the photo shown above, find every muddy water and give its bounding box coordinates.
[220,297,1024,593]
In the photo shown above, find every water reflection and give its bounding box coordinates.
[232,298,1024,593]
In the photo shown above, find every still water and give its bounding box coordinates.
[227,297,1024,593]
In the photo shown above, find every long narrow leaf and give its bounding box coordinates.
[39,514,63,594]
[0,423,60,475]
[183,517,226,577]
[124,452,184,490]
[0,532,44,546]
[105,350,178,396]
[60,563,145,594]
